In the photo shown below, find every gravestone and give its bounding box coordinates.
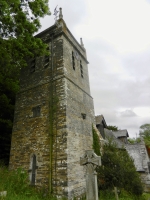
[0,191,7,197]
[80,150,101,200]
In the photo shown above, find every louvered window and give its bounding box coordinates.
[80,60,83,78]
[44,46,50,68]
[72,51,75,70]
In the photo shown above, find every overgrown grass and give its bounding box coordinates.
[0,165,150,200]
[0,166,57,200]
[99,190,150,200]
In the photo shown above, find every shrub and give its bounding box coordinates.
[97,138,143,196]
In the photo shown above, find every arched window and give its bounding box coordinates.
[29,154,38,185]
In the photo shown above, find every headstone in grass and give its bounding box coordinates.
[0,191,7,197]
[113,187,119,200]
[80,150,101,200]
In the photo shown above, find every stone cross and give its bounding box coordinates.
[80,150,101,200]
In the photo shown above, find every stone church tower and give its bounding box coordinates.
[9,8,95,199]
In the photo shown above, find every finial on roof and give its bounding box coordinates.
[59,7,63,19]
[80,38,84,47]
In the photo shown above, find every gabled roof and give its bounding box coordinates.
[113,129,129,138]
[104,128,124,149]
[95,115,107,128]
[125,144,145,172]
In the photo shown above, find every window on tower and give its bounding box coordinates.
[44,46,50,68]
[72,51,75,70]
[30,57,36,73]
[32,106,41,117]
[148,162,150,173]
[80,60,83,78]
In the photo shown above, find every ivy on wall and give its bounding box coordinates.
[92,125,101,156]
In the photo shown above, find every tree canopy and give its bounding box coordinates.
[0,0,50,165]
[140,124,150,147]
[0,0,50,72]
[107,125,118,131]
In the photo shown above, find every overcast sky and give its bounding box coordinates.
[39,0,150,138]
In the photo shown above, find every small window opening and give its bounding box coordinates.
[81,113,86,119]
[44,46,49,68]
[72,51,75,70]
[80,60,83,78]
[32,106,41,117]
[44,56,49,68]
[30,58,36,73]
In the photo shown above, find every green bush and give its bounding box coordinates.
[97,138,143,197]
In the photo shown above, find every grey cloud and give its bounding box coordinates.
[118,110,137,117]
[122,50,150,79]
[88,44,150,137]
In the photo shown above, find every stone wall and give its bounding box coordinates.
[10,18,95,199]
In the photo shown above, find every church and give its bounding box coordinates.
[9,8,95,199]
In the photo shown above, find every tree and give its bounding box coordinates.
[107,125,118,131]
[0,73,19,165]
[0,0,50,72]
[0,0,50,165]
[97,139,143,196]
[128,137,141,144]
[140,124,150,147]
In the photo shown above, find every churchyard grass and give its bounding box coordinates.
[0,165,58,200]
[99,190,150,200]
[1,165,150,200]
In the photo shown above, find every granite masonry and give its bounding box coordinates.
[9,9,95,199]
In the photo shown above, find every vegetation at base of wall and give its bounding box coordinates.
[99,190,150,200]
[0,165,149,200]
[97,138,143,197]
[0,165,59,200]
[92,125,101,156]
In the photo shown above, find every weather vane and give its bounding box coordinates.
[53,6,59,22]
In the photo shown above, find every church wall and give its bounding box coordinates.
[62,36,95,198]
[9,76,51,187]
[10,19,95,199]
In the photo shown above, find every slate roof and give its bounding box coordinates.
[104,128,125,149]
[113,129,129,138]
[95,115,107,127]
[125,144,145,172]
